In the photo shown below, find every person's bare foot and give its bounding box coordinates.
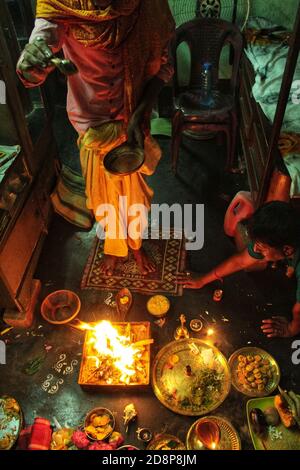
[132,247,156,275]
[99,254,118,276]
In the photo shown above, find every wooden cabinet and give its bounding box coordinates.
[0,1,57,327]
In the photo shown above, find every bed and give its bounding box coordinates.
[239,15,300,206]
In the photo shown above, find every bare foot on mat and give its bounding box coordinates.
[132,247,156,275]
[99,254,118,276]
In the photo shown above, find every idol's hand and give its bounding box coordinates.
[17,37,53,83]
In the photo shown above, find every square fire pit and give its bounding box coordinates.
[78,321,151,388]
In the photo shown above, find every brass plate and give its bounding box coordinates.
[118,445,140,450]
[104,144,144,176]
[186,416,241,450]
[152,339,231,416]
[0,396,23,450]
[147,434,186,450]
[229,347,280,397]
[247,396,300,450]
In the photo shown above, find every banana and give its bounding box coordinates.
[278,386,297,417]
[288,391,300,428]
[288,391,300,417]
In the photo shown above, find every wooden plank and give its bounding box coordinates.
[257,3,300,206]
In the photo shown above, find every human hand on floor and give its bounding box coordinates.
[17,37,54,83]
[261,316,296,338]
[177,272,206,289]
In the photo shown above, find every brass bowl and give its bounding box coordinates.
[190,319,203,332]
[228,347,280,397]
[104,143,144,176]
[84,407,115,441]
[146,295,170,317]
[41,290,81,325]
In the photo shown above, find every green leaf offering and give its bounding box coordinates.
[22,354,46,375]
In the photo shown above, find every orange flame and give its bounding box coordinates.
[83,320,141,384]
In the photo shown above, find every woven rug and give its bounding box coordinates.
[81,230,186,296]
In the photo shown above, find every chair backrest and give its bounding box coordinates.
[171,17,244,96]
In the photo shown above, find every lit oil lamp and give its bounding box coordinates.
[196,419,220,450]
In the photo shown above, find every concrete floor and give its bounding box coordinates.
[1,118,300,450]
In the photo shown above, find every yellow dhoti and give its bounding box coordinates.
[79,122,161,257]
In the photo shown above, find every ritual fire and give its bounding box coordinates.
[78,321,151,387]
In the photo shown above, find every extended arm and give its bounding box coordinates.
[127,43,173,147]
[178,249,265,289]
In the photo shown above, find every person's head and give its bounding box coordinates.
[246,201,300,261]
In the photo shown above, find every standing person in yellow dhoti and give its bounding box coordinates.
[17,0,174,275]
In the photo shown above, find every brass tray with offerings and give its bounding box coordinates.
[0,396,23,450]
[152,339,231,416]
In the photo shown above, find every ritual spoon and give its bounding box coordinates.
[35,37,78,76]
[49,57,78,76]
[115,288,133,321]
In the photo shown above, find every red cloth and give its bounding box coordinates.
[28,417,52,451]
[18,426,32,450]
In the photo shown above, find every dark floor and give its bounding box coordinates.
[1,117,300,450]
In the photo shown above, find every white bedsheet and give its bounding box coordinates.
[245,44,300,133]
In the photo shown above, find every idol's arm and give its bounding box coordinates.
[127,43,173,147]
[17,18,65,86]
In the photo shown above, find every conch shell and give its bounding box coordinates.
[123,403,137,433]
